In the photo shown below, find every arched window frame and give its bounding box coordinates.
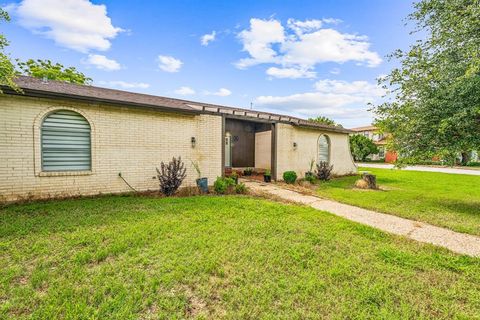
[317,134,331,164]
[34,107,95,176]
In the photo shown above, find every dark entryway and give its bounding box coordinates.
[224,118,275,175]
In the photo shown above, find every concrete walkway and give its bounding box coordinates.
[358,163,480,176]
[244,180,480,257]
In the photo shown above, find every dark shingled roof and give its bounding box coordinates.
[2,76,353,134]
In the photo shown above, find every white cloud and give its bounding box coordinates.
[84,54,121,71]
[235,18,382,78]
[157,55,183,72]
[287,19,323,35]
[254,79,384,119]
[174,86,195,95]
[266,67,316,79]
[322,18,342,25]
[98,81,150,89]
[235,18,285,69]
[14,0,123,52]
[204,88,232,97]
[200,31,216,46]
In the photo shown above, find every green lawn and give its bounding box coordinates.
[317,168,480,235]
[1,196,480,319]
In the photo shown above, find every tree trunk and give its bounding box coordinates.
[362,173,377,189]
[460,152,470,166]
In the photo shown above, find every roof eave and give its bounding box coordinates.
[1,87,202,115]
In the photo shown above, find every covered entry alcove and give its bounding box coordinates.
[224,118,275,176]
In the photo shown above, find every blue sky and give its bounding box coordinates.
[2,0,414,127]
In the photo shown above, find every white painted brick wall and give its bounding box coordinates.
[275,123,357,180]
[0,95,223,202]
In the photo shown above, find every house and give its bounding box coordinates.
[0,76,356,202]
[350,125,397,163]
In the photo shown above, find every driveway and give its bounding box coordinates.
[358,163,480,176]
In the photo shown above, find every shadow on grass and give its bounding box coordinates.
[435,199,480,217]
[0,195,212,238]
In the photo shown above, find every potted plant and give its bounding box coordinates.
[191,161,208,193]
[243,167,254,176]
[305,159,315,179]
[263,169,272,183]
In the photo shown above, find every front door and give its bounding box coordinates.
[225,132,232,167]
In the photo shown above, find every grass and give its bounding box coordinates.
[1,195,480,319]
[317,167,480,235]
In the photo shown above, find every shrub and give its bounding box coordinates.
[264,169,271,177]
[214,177,236,194]
[466,161,480,167]
[230,171,239,184]
[316,161,333,181]
[305,174,316,184]
[156,156,187,196]
[235,182,247,194]
[283,171,297,184]
[243,167,254,176]
[349,134,379,161]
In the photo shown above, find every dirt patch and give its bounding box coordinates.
[182,285,208,318]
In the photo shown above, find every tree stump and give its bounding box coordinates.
[361,173,377,189]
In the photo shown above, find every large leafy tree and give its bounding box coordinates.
[374,0,480,165]
[0,9,17,92]
[349,135,379,161]
[308,116,337,126]
[17,59,92,85]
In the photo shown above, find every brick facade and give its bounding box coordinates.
[275,123,357,180]
[0,95,222,202]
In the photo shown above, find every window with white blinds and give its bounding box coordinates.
[317,135,330,163]
[41,110,91,172]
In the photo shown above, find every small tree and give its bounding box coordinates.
[156,157,187,196]
[17,59,92,84]
[350,135,379,161]
[308,116,336,126]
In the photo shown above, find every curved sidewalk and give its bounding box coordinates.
[245,180,480,257]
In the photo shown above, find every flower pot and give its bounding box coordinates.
[196,177,208,193]
[263,175,271,183]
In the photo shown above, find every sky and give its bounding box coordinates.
[1,0,415,128]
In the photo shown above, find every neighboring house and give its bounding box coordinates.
[350,125,397,163]
[0,76,356,202]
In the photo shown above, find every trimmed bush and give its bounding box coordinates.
[466,161,480,167]
[214,177,236,194]
[235,182,247,194]
[283,171,297,184]
[305,174,316,184]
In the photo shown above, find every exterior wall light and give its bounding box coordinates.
[293,142,298,149]
[191,137,196,148]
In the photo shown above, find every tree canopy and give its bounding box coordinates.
[17,59,92,85]
[308,116,337,126]
[0,8,91,91]
[349,135,379,161]
[374,0,480,165]
[0,9,17,92]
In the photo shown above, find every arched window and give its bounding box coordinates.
[317,134,330,163]
[41,110,91,171]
